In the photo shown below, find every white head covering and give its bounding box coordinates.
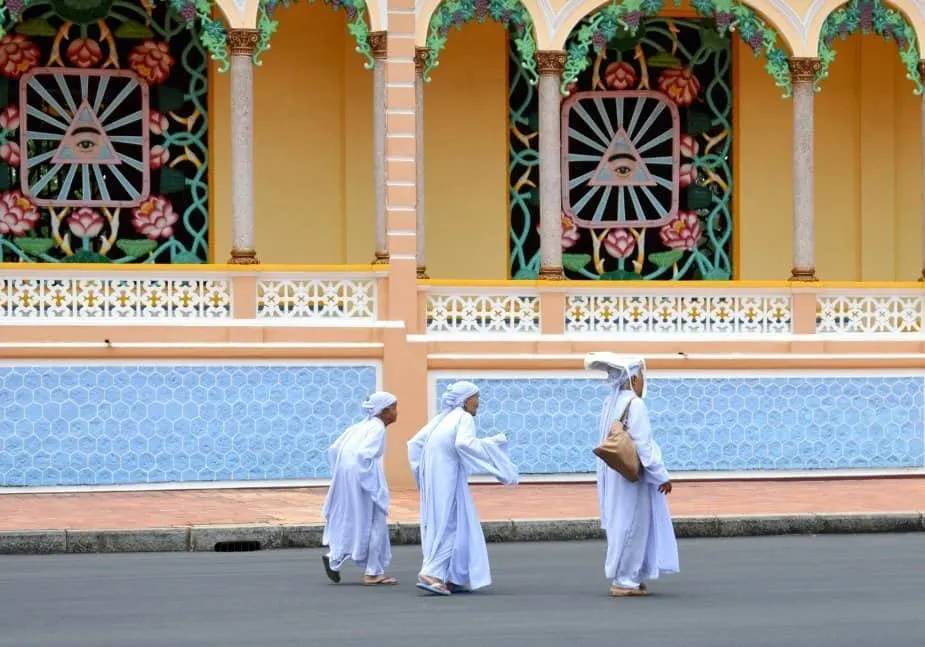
[584,352,647,395]
[441,381,480,412]
[361,391,398,418]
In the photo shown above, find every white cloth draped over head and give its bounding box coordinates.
[321,395,394,577]
[584,352,678,590]
[362,391,397,418]
[406,381,519,590]
[440,381,479,412]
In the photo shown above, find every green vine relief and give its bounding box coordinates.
[423,0,538,85]
[817,0,922,95]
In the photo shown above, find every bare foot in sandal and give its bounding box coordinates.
[415,575,451,596]
[363,575,398,586]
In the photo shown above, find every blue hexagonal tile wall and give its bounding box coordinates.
[433,375,925,473]
[0,364,378,486]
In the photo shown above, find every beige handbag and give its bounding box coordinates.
[592,400,642,482]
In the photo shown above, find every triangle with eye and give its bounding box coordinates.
[52,100,121,165]
[589,128,654,186]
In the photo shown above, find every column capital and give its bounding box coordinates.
[788,57,822,84]
[369,31,387,60]
[414,47,431,71]
[535,50,567,75]
[228,29,261,57]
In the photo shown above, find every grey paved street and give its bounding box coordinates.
[0,535,923,647]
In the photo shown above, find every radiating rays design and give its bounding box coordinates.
[566,94,677,226]
[25,72,145,203]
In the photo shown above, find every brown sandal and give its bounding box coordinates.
[609,586,649,597]
[363,575,398,586]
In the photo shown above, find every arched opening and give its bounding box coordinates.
[418,0,540,279]
[212,0,379,264]
[812,0,923,280]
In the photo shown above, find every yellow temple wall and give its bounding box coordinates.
[209,11,924,281]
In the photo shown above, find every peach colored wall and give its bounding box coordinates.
[210,19,923,280]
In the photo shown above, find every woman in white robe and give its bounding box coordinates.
[407,381,519,596]
[585,352,679,597]
[321,391,398,586]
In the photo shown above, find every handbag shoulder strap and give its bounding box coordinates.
[618,396,635,426]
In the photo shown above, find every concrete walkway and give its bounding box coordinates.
[1,477,923,554]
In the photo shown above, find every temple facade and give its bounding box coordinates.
[0,0,923,491]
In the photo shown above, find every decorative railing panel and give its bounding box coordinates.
[257,277,377,320]
[816,293,925,334]
[566,292,793,335]
[0,275,232,320]
[426,292,541,334]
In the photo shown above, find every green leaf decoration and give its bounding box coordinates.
[599,270,643,281]
[16,18,57,36]
[686,185,714,210]
[699,25,728,53]
[50,0,114,25]
[686,110,713,135]
[172,251,203,264]
[647,53,682,68]
[562,253,592,272]
[115,20,155,39]
[13,237,55,255]
[116,239,157,257]
[702,267,731,280]
[62,249,111,263]
[610,27,643,53]
[513,266,538,280]
[157,86,185,113]
[159,166,187,194]
[648,249,684,268]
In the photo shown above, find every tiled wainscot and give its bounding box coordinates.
[0,362,379,487]
[431,373,925,474]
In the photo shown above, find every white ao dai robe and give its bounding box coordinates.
[408,409,519,590]
[322,417,391,576]
[598,390,679,588]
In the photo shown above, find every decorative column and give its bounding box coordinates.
[536,51,567,280]
[415,47,429,279]
[920,62,925,281]
[370,32,389,265]
[227,29,260,265]
[787,58,822,281]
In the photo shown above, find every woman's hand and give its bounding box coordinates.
[658,481,673,495]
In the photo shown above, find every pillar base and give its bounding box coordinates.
[538,266,565,280]
[417,266,429,279]
[372,252,390,265]
[228,249,260,265]
[788,268,818,282]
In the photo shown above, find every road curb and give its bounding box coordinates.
[1,512,922,555]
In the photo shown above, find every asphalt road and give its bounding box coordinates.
[1,535,923,647]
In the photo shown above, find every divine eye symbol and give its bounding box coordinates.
[607,153,639,179]
[71,126,103,157]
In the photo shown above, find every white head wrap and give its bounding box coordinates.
[441,381,480,412]
[361,391,398,418]
[585,353,647,443]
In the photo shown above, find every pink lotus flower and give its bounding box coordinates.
[150,145,170,169]
[129,41,174,85]
[657,67,701,106]
[0,104,20,131]
[679,163,697,188]
[66,39,102,68]
[68,207,105,239]
[132,195,178,240]
[0,34,40,80]
[149,110,169,136]
[0,141,20,166]
[561,214,580,250]
[603,228,635,259]
[0,189,39,235]
[680,134,698,158]
[659,211,702,250]
[604,62,637,90]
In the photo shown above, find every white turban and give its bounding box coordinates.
[361,391,398,418]
[441,381,480,412]
[584,352,647,397]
